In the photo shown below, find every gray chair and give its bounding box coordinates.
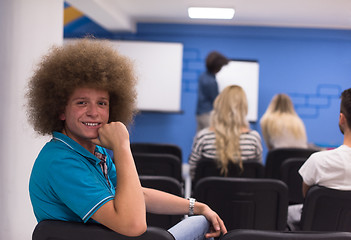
[301,185,351,232]
[139,175,184,229]
[133,153,182,183]
[220,229,351,240]
[32,220,175,240]
[131,143,182,162]
[280,157,306,204]
[265,148,318,179]
[193,177,289,231]
[192,157,264,186]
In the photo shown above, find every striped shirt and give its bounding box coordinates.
[189,128,263,179]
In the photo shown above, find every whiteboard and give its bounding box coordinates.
[111,40,183,112]
[64,39,183,112]
[216,60,259,122]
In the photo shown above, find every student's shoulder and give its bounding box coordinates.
[304,146,342,165]
[196,128,215,138]
[38,138,85,166]
[246,130,261,139]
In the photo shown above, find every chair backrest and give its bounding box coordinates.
[131,143,182,161]
[265,148,318,179]
[280,157,306,204]
[193,177,288,231]
[193,157,264,186]
[133,153,182,182]
[220,229,351,240]
[301,185,351,232]
[139,175,184,229]
[32,220,175,240]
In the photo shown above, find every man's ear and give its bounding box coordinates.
[340,113,345,124]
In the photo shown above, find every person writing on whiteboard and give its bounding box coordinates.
[189,85,263,181]
[27,39,227,240]
[196,51,229,132]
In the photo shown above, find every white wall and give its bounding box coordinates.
[0,0,63,239]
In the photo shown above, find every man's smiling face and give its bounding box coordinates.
[60,87,110,149]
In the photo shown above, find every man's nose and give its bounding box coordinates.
[86,104,98,116]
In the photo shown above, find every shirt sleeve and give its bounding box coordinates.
[49,154,114,222]
[189,133,205,180]
[201,75,219,102]
[299,152,332,187]
[299,154,318,186]
[252,131,263,162]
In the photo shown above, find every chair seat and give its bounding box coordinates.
[280,157,306,204]
[192,157,264,186]
[131,143,182,162]
[301,185,351,232]
[133,153,182,182]
[265,148,318,179]
[193,177,288,231]
[139,175,184,229]
[220,229,351,240]
[32,220,175,240]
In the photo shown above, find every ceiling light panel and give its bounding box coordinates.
[188,7,235,19]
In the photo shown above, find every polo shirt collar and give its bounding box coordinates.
[52,131,102,165]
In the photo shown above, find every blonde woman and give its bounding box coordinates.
[189,85,262,180]
[260,93,308,150]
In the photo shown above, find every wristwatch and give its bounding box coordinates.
[187,197,196,216]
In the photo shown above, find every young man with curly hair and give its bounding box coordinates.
[27,39,227,239]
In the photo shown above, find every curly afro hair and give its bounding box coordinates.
[26,38,138,135]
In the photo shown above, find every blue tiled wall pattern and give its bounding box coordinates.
[182,48,203,93]
[291,84,342,118]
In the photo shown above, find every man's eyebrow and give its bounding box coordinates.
[71,97,88,101]
[99,97,110,101]
[71,96,110,101]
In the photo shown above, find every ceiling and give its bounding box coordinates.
[66,0,351,32]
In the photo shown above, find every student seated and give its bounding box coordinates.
[287,88,351,230]
[260,93,308,150]
[189,85,262,180]
[27,39,227,240]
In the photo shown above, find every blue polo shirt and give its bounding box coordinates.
[29,132,116,223]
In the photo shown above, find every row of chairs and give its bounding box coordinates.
[33,181,351,239]
[140,175,351,233]
[32,144,326,239]
[131,143,318,180]
[194,157,309,204]
[131,143,351,238]
[134,155,313,205]
[135,155,310,203]
[221,230,351,240]
[33,221,351,240]
[196,178,351,232]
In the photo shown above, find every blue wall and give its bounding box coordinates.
[65,20,351,163]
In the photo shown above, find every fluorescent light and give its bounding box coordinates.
[188,7,235,20]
